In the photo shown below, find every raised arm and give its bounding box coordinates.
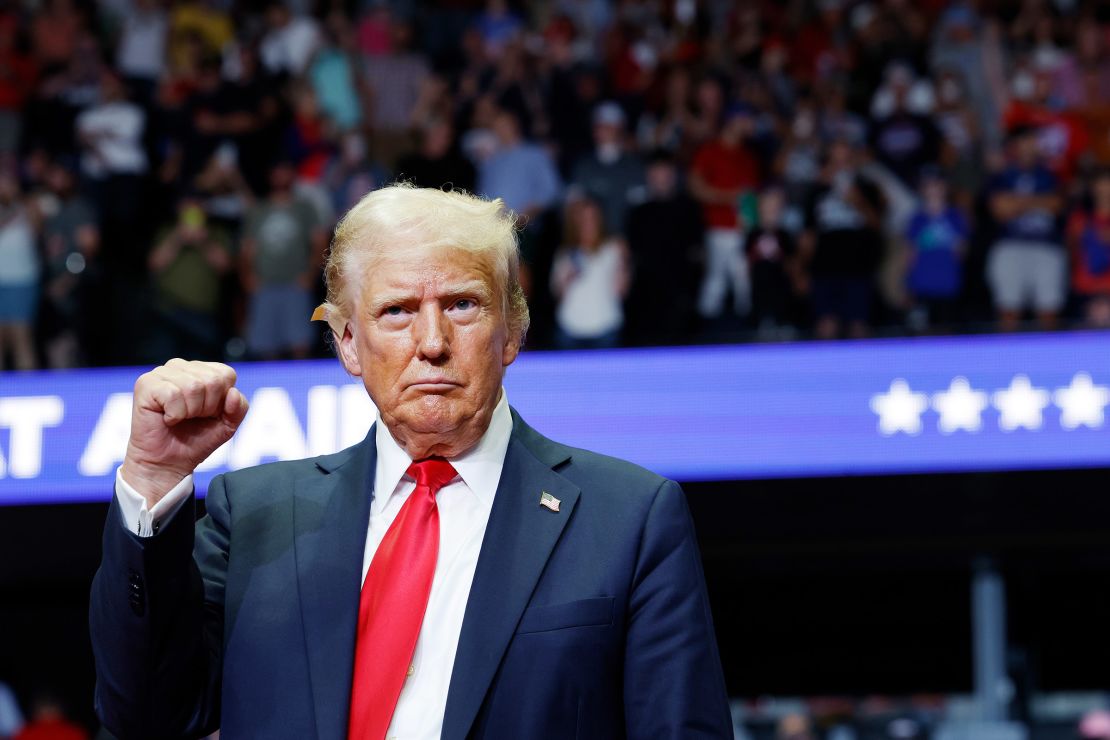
[90,360,248,739]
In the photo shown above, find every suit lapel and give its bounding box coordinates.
[441,418,580,740]
[293,430,376,740]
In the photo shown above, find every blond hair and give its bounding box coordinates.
[319,183,530,344]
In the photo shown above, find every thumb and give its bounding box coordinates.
[221,388,250,430]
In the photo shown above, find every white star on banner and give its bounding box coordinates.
[870,379,928,436]
[1053,372,1110,430]
[992,375,1050,431]
[931,377,989,434]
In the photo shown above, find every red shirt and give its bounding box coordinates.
[0,52,36,110]
[690,139,760,229]
[14,718,88,740]
[1004,101,1089,183]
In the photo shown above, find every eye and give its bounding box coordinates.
[452,298,476,311]
[383,305,405,316]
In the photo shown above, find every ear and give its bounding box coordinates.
[336,323,363,376]
[501,332,520,368]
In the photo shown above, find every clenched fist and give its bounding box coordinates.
[121,359,249,505]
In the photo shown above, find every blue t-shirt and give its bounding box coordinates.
[989,166,1061,243]
[906,207,969,297]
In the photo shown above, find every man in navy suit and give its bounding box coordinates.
[90,184,732,739]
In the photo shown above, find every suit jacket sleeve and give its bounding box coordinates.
[622,479,733,739]
[90,474,231,740]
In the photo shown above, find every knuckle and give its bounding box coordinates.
[181,379,205,398]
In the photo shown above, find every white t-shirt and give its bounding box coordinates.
[553,240,625,338]
[116,9,168,80]
[0,207,39,285]
[76,102,148,178]
[260,17,322,76]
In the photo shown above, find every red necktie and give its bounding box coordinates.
[348,458,458,740]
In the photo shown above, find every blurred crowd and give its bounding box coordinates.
[1,0,1110,368]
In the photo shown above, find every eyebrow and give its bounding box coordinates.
[366,281,494,313]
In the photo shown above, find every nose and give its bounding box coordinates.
[414,301,450,360]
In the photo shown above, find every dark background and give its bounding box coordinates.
[2,467,1109,730]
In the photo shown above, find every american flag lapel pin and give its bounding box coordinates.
[539,491,561,512]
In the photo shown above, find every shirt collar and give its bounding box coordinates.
[373,389,512,511]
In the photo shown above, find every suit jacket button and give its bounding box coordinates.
[129,594,144,616]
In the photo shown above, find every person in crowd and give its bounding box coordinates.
[259,0,322,79]
[1066,168,1110,328]
[283,82,335,188]
[239,160,327,359]
[986,124,1066,331]
[542,36,603,175]
[930,3,1008,149]
[223,42,284,196]
[569,101,645,235]
[550,196,630,350]
[478,105,562,293]
[776,713,818,740]
[30,0,83,75]
[903,167,969,331]
[75,67,152,363]
[147,195,233,361]
[745,185,800,336]
[0,681,23,738]
[932,67,983,210]
[689,103,762,322]
[478,106,562,225]
[308,11,364,136]
[178,48,280,196]
[799,139,885,339]
[625,149,704,345]
[867,63,942,189]
[819,81,868,148]
[39,158,99,368]
[11,694,85,740]
[192,143,255,229]
[774,95,824,232]
[75,69,148,261]
[0,13,36,159]
[170,53,231,188]
[685,75,727,151]
[1072,65,1110,171]
[638,65,695,157]
[1055,21,1110,108]
[168,0,232,72]
[1003,63,1088,184]
[361,16,429,168]
[113,0,167,105]
[474,0,525,59]
[0,171,40,370]
[396,117,476,193]
[324,132,388,216]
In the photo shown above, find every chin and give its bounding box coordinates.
[401,395,468,434]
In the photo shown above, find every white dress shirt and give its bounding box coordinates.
[115,391,513,740]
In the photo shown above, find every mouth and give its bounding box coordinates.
[407,378,462,393]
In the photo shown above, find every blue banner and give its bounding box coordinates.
[1,331,1109,505]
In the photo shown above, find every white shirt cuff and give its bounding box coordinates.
[115,467,194,537]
